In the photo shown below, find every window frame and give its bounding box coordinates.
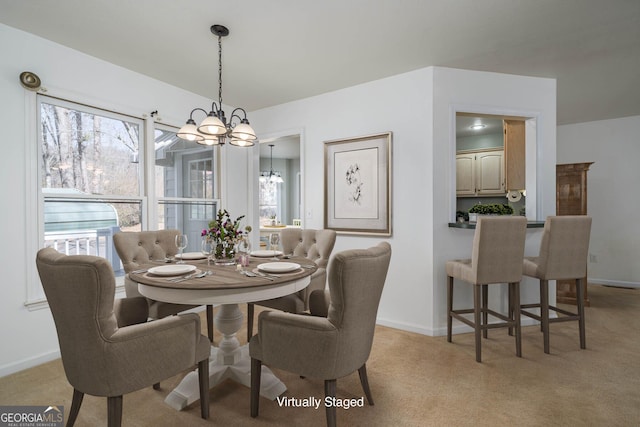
[25,95,220,309]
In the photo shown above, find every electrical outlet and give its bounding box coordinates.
[306,208,313,219]
[589,254,597,263]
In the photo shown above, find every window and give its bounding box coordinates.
[259,180,281,225]
[39,97,144,282]
[30,96,218,306]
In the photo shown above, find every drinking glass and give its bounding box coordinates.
[201,238,213,266]
[175,234,188,264]
[236,237,251,273]
[269,233,280,260]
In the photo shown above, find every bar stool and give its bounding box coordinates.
[446,216,527,362]
[521,215,592,354]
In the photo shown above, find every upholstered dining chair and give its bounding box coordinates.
[113,230,214,342]
[36,248,210,427]
[446,216,527,362]
[246,228,336,341]
[249,242,391,427]
[521,215,592,354]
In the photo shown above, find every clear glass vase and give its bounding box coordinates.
[213,241,236,266]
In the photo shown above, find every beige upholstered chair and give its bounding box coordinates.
[446,216,527,362]
[246,228,337,341]
[250,242,391,427]
[521,215,592,354]
[36,248,210,427]
[113,230,214,342]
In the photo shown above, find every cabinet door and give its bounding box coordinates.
[456,153,476,196]
[476,150,504,195]
[504,120,526,191]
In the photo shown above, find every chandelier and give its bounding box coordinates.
[259,144,284,183]
[177,25,257,147]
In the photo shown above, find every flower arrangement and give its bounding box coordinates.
[201,209,252,263]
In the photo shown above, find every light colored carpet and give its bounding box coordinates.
[1,284,638,426]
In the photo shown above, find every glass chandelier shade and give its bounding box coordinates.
[177,25,257,147]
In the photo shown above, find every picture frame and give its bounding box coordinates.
[324,132,392,236]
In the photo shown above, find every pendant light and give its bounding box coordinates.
[259,144,284,184]
[177,25,257,147]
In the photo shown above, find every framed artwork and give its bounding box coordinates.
[324,132,392,236]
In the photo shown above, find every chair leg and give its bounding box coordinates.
[206,305,214,343]
[511,282,522,357]
[473,285,482,363]
[250,358,261,418]
[539,279,545,332]
[482,284,488,339]
[508,284,514,336]
[447,276,453,342]
[324,379,337,427]
[247,303,255,343]
[152,383,160,390]
[576,278,586,349]
[358,364,374,405]
[66,389,84,427]
[107,396,122,427]
[540,279,550,354]
[198,359,210,420]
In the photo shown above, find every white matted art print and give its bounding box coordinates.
[324,132,392,236]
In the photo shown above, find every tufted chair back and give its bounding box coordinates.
[280,228,335,270]
[246,228,337,342]
[113,229,179,298]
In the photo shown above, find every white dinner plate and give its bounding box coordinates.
[175,252,207,260]
[147,264,197,276]
[251,250,283,258]
[257,262,300,274]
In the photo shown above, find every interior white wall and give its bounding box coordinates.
[250,66,557,336]
[558,115,640,287]
[431,67,557,334]
[0,23,249,376]
[250,67,435,335]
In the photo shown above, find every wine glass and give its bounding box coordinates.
[175,234,188,264]
[269,233,280,260]
[201,238,213,267]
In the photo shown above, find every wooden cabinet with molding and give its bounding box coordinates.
[504,120,526,191]
[556,162,594,306]
[456,149,504,196]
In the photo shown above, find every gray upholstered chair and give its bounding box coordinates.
[113,230,214,342]
[250,242,391,427]
[446,216,527,362]
[246,228,337,341]
[36,248,210,427]
[521,215,592,353]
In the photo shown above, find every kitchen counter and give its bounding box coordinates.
[448,221,544,229]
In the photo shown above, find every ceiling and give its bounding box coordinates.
[1,0,639,126]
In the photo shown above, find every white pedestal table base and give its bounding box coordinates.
[164,303,286,410]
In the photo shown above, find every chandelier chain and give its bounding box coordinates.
[218,35,223,108]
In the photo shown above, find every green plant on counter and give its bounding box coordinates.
[468,203,514,215]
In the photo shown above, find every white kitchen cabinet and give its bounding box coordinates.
[456,149,505,196]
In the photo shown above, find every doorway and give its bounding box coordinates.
[258,135,301,227]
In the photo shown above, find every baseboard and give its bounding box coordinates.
[0,349,61,378]
[376,317,436,336]
[589,278,640,289]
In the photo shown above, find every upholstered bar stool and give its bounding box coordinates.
[521,215,592,354]
[446,216,527,362]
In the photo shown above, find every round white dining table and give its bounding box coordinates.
[130,256,316,411]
